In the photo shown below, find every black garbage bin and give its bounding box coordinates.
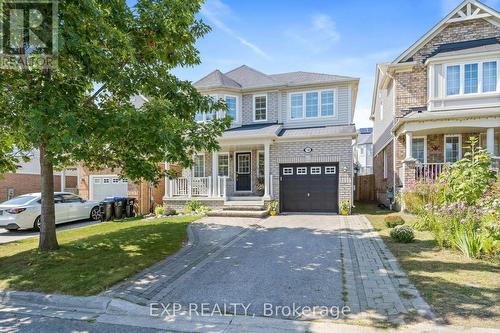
[125,197,136,218]
[101,198,114,221]
[113,197,126,219]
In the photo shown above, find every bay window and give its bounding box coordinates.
[464,63,478,94]
[225,96,237,121]
[446,65,460,96]
[289,89,335,119]
[483,61,497,93]
[445,60,499,97]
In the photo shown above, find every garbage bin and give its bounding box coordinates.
[113,197,126,219]
[125,197,136,218]
[101,198,114,221]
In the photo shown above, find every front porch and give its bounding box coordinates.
[164,142,273,209]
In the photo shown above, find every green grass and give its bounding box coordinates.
[354,202,500,328]
[0,216,200,296]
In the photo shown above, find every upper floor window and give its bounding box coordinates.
[289,89,335,120]
[225,96,237,121]
[445,60,499,96]
[195,95,218,122]
[254,95,267,121]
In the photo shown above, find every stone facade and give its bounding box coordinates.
[269,139,353,203]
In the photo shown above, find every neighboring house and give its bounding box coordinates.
[163,65,359,214]
[371,0,500,206]
[0,149,77,202]
[354,128,374,175]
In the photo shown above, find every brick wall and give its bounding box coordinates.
[373,141,394,205]
[269,139,353,203]
[0,174,77,202]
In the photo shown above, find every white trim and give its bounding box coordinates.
[412,136,428,164]
[217,152,230,177]
[444,134,462,163]
[283,167,293,175]
[257,150,264,178]
[287,88,337,121]
[224,94,239,123]
[443,59,500,98]
[325,166,337,174]
[234,151,252,193]
[253,94,267,122]
[311,166,322,174]
[296,167,307,175]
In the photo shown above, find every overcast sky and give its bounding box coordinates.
[128,0,500,128]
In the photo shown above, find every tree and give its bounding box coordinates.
[0,0,229,250]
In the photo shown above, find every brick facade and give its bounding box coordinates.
[0,174,77,202]
[373,141,394,205]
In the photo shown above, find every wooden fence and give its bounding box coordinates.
[355,174,376,202]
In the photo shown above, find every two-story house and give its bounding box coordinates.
[371,0,500,206]
[163,65,359,214]
[354,128,374,176]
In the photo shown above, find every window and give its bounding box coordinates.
[383,150,388,179]
[483,61,497,93]
[325,166,336,174]
[218,154,229,177]
[290,94,303,119]
[445,136,461,163]
[464,63,478,94]
[61,194,82,203]
[121,179,128,183]
[305,92,318,118]
[103,178,110,184]
[225,96,237,121]
[283,167,293,175]
[311,166,321,174]
[193,155,205,177]
[112,178,120,184]
[94,178,101,184]
[290,90,335,119]
[195,95,218,122]
[296,167,307,175]
[446,65,460,96]
[321,91,334,116]
[257,152,265,178]
[412,137,426,163]
[254,95,267,121]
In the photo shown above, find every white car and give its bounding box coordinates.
[0,192,101,231]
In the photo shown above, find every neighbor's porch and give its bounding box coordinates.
[164,142,273,202]
[399,126,499,186]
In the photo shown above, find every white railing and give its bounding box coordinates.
[415,163,448,182]
[170,177,212,197]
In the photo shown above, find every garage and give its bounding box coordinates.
[89,175,128,201]
[279,163,339,213]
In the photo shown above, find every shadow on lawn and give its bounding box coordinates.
[0,221,190,296]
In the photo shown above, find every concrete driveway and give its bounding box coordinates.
[108,215,432,324]
[0,220,100,244]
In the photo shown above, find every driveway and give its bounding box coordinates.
[0,220,100,244]
[107,215,432,324]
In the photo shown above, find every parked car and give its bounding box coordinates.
[0,192,101,231]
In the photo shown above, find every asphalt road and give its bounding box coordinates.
[0,220,100,244]
[0,312,177,333]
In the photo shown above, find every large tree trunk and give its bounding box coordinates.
[39,144,59,251]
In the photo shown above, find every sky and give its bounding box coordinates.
[128,0,500,128]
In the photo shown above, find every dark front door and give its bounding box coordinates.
[280,163,339,213]
[236,152,251,191]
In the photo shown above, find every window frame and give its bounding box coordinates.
[195,95,220,122]
[310,166,322,175]
[288,89,336,120]
[383,150,388,179]
[325,166,336,174]
[103,178,110,184]
[282,167,293,175]
[444,59,500,98]
[257,151,265,178]
[296,167,307,175]
[412,136,427,164]
[253,94,267,122]
[444,134,462,163]
[217,152,230,177]
[192,154,205,178]
[224,95,239,122]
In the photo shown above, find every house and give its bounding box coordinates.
[0,149,77,202]
[371,0,500,206]
[354,128,374,175]
[163,65,359,214]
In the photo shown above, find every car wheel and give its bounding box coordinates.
[90,206,101,221]
[33,216,41,231]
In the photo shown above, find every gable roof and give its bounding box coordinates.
[393,0,500,63]
[193,65,358,91]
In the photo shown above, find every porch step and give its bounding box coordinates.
[223,205,265,211]
[224,200,264,206]
[226,196,263,201]
[207,210,269,218]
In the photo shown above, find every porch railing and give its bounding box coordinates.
[415,163,448,182]
[171,177,212,197]
[216,176,227,198]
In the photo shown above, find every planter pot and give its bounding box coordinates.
[340,210,349,216]
[270,211,278,216]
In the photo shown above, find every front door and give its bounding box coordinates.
[236,152,251,191]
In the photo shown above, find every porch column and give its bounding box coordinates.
[405,131,413,161]
[264,142,271,200]
[164,162,171,199]
[212,152,218,197]
[486,128,495,156]
[60,169,66,192]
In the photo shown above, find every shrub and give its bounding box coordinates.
[453,230,483,259]
[154,205,166,217]
[398,181,440,215]
[184,200,211,215]
[390,225,415,243]
[267,200,279,214]
[384,214,405,228]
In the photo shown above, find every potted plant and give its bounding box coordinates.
[256,177,264,196]
[339,200,351,215]
[267,200,279,216]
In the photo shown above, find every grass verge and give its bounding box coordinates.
[354,202,500,328]
[0,216,200,295]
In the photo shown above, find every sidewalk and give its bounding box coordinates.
[0,290,497,333]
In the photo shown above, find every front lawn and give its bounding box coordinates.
[0,216,200,296]
[354,202,500,329]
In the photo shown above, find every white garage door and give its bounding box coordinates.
[90,175,128,201]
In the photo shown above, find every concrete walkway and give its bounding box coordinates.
[105,215,432,325]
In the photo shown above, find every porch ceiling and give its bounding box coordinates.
[219,143,265,151]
